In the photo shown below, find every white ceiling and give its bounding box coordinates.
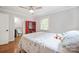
[0,6,76,17]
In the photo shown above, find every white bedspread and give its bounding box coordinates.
[19,32,61,52]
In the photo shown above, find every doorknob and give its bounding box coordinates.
[6,30,8,31]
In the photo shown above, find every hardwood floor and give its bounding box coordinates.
[0,36,21,53]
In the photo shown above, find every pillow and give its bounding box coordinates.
[62,30,79,45]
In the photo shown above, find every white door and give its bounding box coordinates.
[0,13,9,45]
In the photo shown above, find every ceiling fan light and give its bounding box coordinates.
[29,9,34,13]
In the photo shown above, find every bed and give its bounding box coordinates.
[18,31,79,53]
[18,32,62,53]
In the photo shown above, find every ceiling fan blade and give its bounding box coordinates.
[19,6,28,9]
[19,6,42,10]
[35,7,42,9]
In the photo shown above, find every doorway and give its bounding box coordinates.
[14,17,23,42]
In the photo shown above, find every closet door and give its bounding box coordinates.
[0,13,9,45]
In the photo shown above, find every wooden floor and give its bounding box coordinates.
[0,36,21,53]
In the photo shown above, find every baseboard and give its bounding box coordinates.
[0,41,9,45]
[9,39,15,42]
[0,39,15,45]
[9,37,15,42]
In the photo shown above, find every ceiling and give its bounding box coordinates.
[0,6,76,17]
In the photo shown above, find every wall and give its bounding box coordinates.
[76,7,79,30]
[9,15,15,41]
[35,7,79,33]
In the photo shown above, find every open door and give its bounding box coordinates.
[0,13,9,45]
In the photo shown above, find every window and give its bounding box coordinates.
[40,18,48,30]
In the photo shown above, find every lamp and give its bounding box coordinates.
[29,9,34,13]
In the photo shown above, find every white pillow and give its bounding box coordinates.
[62,31,79,45]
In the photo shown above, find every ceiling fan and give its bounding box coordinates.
[19,6,42,14]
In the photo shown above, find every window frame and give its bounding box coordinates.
[40,17,49,31]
